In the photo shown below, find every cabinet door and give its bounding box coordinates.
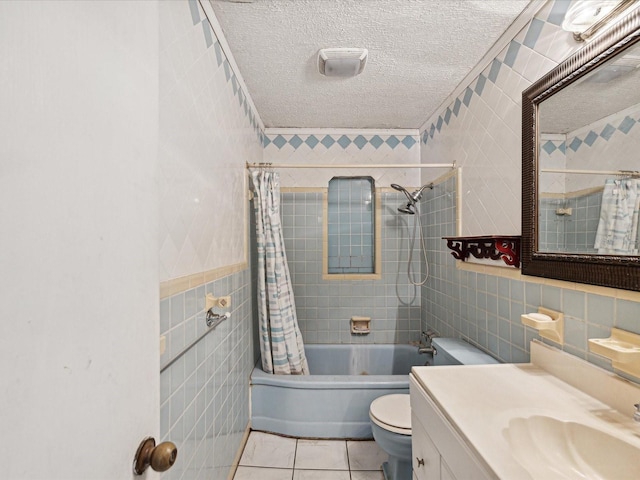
[412,413,440,480]
[441,458,456,480]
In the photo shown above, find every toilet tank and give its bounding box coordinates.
[431,338,499,366]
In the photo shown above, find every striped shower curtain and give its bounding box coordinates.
[594,178,640,255]
[251,170,309,375]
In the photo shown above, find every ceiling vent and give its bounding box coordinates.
[318,48,368,77]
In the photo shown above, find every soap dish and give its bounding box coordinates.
[589,328,640,378]
[351,316,371,334]
[521,307,564,344]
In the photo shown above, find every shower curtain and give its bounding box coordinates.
[251,169,309,375]
[594,178,640,255]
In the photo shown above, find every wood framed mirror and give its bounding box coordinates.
[522,7,640,291]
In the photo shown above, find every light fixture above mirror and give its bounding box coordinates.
[562,0,637,42]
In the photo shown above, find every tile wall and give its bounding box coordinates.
[160,270,254,480]
[159,0,262,478]
[539,191,602,253]
[419,0,640,377]
[420,0,577,236]
[263,130,434,188]
[159,0,262,282]
[267,190,423,344]
[421,173,640,376]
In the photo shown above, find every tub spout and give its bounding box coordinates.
[418,346,436,355]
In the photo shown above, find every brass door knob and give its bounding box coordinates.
[133,437,177,475]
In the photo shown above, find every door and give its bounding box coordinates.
[0,1,161,478]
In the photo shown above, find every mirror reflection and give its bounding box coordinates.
[537,41,640,255]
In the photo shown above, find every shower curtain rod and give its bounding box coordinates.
[540,168,640,177]
[246,162,455,169]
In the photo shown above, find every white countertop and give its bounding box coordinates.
[411,344,640,479]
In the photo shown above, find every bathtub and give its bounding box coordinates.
[250,344,425,439]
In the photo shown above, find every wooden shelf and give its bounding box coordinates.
[443,235,521,268]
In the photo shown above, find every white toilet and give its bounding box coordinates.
[369,338,499,480]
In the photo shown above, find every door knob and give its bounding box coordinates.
[133,437,177,475]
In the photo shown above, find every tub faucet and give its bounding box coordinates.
[634,403,640,422]
[418,345,435,355]
[418,330,437,355]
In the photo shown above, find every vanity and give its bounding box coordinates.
[410,341,640,479]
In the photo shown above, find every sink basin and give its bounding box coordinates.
[505,415,640,479]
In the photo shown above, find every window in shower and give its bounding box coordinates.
[325,176,380,278]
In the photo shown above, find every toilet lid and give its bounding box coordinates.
[369,394,411,435]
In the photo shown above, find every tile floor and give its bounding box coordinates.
[233,431,386,480]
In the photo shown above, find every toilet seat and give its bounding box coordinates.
[369,394,412,436]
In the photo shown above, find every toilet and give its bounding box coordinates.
[369,338,499,480]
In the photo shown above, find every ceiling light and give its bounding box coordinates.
[317,48,368,77]
[562,0,636,42]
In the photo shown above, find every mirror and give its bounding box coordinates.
[522,9,640,291]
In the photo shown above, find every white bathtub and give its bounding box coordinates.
[250,343,426,439]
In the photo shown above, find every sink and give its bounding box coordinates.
[505,415,640,479]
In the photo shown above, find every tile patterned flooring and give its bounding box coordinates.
[233,431,385,479]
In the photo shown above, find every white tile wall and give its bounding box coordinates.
[264,131,428,188]
[420,0,580,236]
[159,0,263,282]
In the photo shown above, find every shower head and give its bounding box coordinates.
[391,183,414,203]
[391,183,434,208]
[398,202,415,215]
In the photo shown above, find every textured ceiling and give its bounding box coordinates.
[210,0,531,129]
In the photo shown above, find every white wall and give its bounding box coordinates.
[0,1,159,478]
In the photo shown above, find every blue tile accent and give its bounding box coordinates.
[547,0,572,26]
[223,60,231,81]
[436,116,443,132]
[305,135,319,149]
[214,42,224,66]
[453,98,462,116]
[422,131,429,144]
[273,135,287,149]
[488,59,502,83]
[618,116,636,134]
[444,108,452,125]
[369,135,383,149]
[202,21,213,48]
[503,41,521,68]
[584,130,598,146]
[559,142,566,154]
[238,89,244,107]
[463,87,473,107]
[337,135,352,149]
[600,123,616,140]
[231,75,238,94]
[188,0,200,25]
[354,135,368,150]
[321,135,336,148]
[289,135,303,149]
[386,135,400,148]
[263,135,271,147]
[429,124,436,138]
[402,136,416,149]
[542,140,557,155]
[569,137,583,152]
[523,18,545,49]
[475,74,487,96]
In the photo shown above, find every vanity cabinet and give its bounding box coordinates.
[410,374,493,480]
